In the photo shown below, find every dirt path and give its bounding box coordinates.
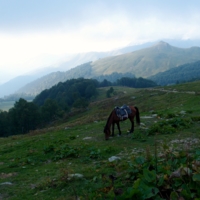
[146,88,196,94]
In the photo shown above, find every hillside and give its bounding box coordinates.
[149,60,200,85]
[15,41,200,96]
[16,63,137,96]
[0,81,200,199]
[91,41,200,78]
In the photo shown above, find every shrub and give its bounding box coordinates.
[191,116,200,122]
[54,144,79,160]
[148,117,192,135]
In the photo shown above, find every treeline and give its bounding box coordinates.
[94,72,135,83]
[0,77,156,137]
[0,78,98,137]
[34,78,98,108]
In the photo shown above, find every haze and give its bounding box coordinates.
[1,0,200,84]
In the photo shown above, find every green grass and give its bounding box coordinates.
[1,82,200,199]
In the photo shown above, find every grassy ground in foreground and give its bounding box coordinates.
[0,82,200,199]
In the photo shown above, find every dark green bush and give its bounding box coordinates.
[148,117,192,135]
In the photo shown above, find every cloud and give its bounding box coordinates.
[1,0,200,83]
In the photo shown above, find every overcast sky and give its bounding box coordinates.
[1,0,200,83]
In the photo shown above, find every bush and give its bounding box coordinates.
[147,117,192,135]
[191,116,200,122]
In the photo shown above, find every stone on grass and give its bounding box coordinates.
[83,137,92,140]
[68,173,84,180]
[108,156,121,162]
[0,182,13,185]
[180,110,186,115]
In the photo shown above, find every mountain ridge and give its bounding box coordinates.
[15,41,200,96]
[90,41,200,78]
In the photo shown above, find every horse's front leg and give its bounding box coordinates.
[111,122,115,136]
[116,122,122,135]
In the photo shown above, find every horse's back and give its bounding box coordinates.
[129,106,137,114]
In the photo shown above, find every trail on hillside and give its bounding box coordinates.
[147,88,196,94]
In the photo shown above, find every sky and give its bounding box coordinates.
[1,0,200,84]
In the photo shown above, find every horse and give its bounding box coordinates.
[103,105,140,140]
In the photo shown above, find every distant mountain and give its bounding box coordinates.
[148,60,200,85]
[160,39,200,48]
[0,75,38,97]
[90,41,200,78]
[0,45,153,98]
[127,39,200,51]
[15,41,200,96]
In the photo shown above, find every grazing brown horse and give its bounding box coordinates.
[104,106,140,140]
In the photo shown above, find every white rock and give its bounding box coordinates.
[0,182,13,185]
[108,156,121,162]
[140,122,146,126]
[68,173,83,179]
[180,110,186,115]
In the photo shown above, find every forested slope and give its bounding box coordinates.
[149,60,200,85]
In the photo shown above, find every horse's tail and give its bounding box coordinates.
[134,106,140,125]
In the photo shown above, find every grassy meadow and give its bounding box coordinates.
[0,82,200,199]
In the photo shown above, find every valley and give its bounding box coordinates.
[0,101,15,111]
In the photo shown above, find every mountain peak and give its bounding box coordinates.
[152,41,172,51]
[158,40,168,44]
[156,41,170,46]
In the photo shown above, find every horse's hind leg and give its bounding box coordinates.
[116,122,122,135]
[129,118,134,133]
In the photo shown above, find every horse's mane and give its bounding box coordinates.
[104,110,113,132]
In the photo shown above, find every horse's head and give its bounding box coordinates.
[104,126,110,140]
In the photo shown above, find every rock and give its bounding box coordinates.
[141,116,153,119]
[0,182,13,185]
[68,173,83,180]
[108,156,121,162]
[180,110,186,115]
[83,137,92,140]
[140,122,146,126]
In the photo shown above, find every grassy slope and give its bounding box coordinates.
[0,82,200,199]
[91,42,200,78]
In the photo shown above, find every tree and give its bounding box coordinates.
[73,97,89,108]
[0,110,9,137]
[8,98,40,135]
[85,84,98,99]
[41,98,61,124]
[99,79,112,87]
[106,87,114,98]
